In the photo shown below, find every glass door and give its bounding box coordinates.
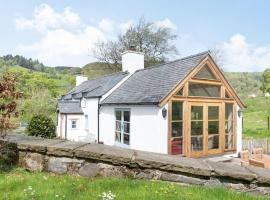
[189,103,221,157]
[207,105,221,154]
[190,104,204,157]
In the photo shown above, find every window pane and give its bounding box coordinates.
[194,65,216,80]
[116,121,121,132]
[191,106,203,120]
[123,122,130,133]
[115,131,121,142]
[225,134,233,149]
[225,91,231,98]
[124,111,130,122]
[176,88,183,96]
[225,120,233,134]
[172,102,182,120]
[116,111,121,121]
[191,121,203,136]
[208,135,219,149]
[208,121,219,135]
[191,136,203,151]
[208,106,219,120]
[172,122,182,137]
[171,138,183,155]
[124,134,129,145]
[225,104,233,121]
[189,83,220,97]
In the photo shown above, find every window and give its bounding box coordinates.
[171,102,183,154]
[71,120,77,129]
[175,88,183,96]
[225,90,231,99]
[225,104,234,149]
[194,65,217,80]
[115,109,130,145]
[85,115,88,130]
[189,83,220,97]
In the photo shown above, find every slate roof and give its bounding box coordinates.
[58,101,83,114]
[62,71,129,100]
[101,51,209,105]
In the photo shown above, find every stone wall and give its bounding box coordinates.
[4,134,270,196]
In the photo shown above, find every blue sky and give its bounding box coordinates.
[0,0,270,71]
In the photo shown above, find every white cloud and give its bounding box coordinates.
[219,34,270,72]
[15,4,180,67]
[118,20,134,33]
[15,4,81,31]
[17,27,105,66]
[153,18,177,30]
[99,19,115,32]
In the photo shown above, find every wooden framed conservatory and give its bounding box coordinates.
[160,56,245,158]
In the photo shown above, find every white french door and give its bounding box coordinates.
[115,109,130,147]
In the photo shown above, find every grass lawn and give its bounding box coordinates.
[0,168,268,200]
[243,97,270,139]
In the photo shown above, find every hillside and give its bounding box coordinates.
[81,62,119,79]
[224,72,263,100]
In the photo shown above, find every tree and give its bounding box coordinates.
[210,48,224,69]
[0,73,23,138]
[261,68,270,93]
[93,18,178,69]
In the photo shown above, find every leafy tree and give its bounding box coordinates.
[93,18,178,69]
[0,73,23,138]
[27,114,56,138]
[261,68,270,93]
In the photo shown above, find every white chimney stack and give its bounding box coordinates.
[76,75,87,86]
[122,50,144,74]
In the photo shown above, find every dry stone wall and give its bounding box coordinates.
[4,134,270,196]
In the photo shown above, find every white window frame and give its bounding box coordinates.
[71,119,78,130]
[114,109,131,147]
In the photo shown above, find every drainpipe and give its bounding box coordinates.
[97,97,101,143]
[65,114,67,140]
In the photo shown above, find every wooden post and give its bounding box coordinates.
[267,116,270,131]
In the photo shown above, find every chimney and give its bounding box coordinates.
[76,75,87,86]
[122,46,144,74]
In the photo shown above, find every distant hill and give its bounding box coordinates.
[82,62,119,79]
[224,72,263,100]
[55,66,81,75]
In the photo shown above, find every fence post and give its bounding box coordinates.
[267,116,270,131]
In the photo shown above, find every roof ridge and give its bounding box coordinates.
[85,71,129,82]
[135,50,210,72]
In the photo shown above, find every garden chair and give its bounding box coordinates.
[240,150,249,166]
[249,148,270,169]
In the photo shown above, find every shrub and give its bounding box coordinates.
[27,115,56,138]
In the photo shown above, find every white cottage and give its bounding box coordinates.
[57,50,245,158]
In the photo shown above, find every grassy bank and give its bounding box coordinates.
[243,97,270,139]
[0,168,267,200]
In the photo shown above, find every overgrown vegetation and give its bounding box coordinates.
[27,114,56,138]
[0,58,75,124]
[0,168,267,200]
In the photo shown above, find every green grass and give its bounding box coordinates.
[0,168,267,200]
[243,97,270,139]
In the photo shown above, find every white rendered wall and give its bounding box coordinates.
[236,105,243,154]
[99,104,168,154]
[81,98,99,142]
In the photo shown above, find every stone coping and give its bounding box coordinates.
[4,133,270,185]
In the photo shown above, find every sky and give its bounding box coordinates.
[0,0,269,72]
